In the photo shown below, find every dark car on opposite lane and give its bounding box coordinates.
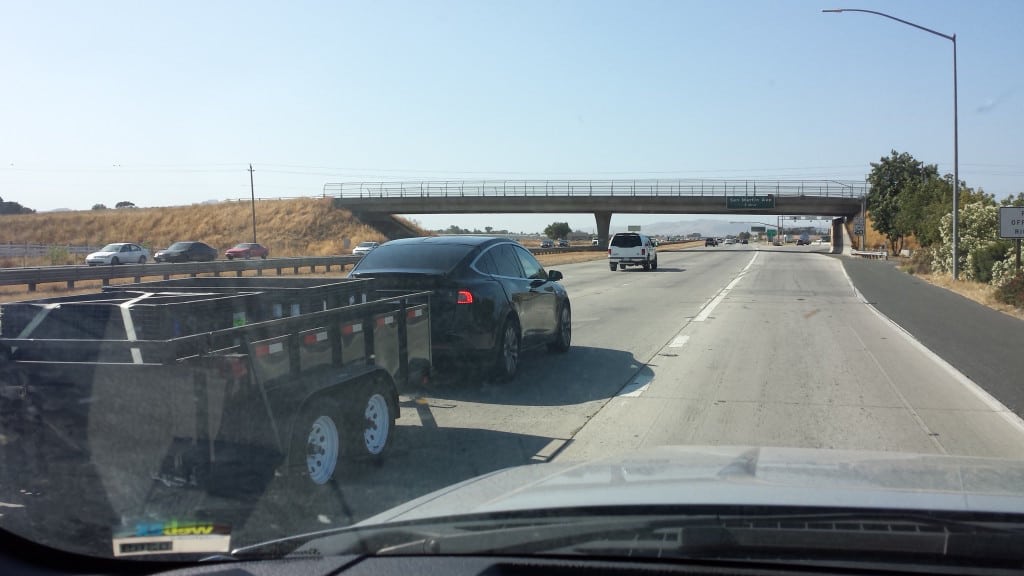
[348,236,571,381]
[705,238,718,247]
[154,241,218,263]
[225,242,269,259]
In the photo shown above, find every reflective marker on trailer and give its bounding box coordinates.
[407,308,424,319]
[341,323,363,336]
[254,342,285,357]
[303,331,328,345]
[376,315,396,327]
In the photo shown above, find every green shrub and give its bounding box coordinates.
[996,271,1024,308]
[46,245,70,266]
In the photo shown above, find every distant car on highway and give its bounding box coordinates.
[85,243,150,266]
[348,236,570,381]
[741,239,749,244]
[705,238,718,247]
[540,239,554,248]
[796,233,811,246]
[557,239,569,248]
[352,241,380,256]
[724,238,736,245]
[154,241,218,263]
[591,238,600,246]
[224,242,269,260]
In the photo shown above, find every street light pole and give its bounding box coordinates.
[249,164,257,244]
[823,8,959,279]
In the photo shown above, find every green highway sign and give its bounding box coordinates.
[750,226,766,233]
[726,195,775,210]
[766,229,777,238]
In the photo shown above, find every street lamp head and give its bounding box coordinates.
[822,9,845,13]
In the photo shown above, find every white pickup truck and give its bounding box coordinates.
[608,232,658,271]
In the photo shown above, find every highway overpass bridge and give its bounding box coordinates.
[326,179,866,245]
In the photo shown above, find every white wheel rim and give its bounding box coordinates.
[362,393,390,455]
[306,415,339,485]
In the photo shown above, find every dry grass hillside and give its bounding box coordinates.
[0,198,425,263]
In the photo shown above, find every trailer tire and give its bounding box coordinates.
[346,378,396,461]
[291,400,344,486]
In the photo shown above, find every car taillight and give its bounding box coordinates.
[457,289,474,305]
[641,248,646,255]
[607,249,611,255]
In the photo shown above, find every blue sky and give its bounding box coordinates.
[2,0,1022,233]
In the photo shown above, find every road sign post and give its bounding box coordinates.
[998,207,1024,273]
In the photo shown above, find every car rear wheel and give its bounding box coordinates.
[609,263,617,271]
[493,316,520,381]
[547,303,571,353]
[138,256,146,264]
[110,257,120,266]
[650,257,658,271]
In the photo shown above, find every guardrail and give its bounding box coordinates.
[324,179,867,199]
[0,256,362,291]
[0,242,697,292]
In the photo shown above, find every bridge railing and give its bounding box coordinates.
[324,179,866,199]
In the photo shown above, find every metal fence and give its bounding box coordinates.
[0,243,101,259]
[324,179,867,199]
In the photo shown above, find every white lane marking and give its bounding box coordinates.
[839,262,1024,436]
[693,252,759,322]
[669,335,690,348]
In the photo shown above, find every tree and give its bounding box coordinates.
[115,201,136,209]
[0,196,35,215]
[92,204,108,210]
[543,222,571,240]
[738,231,751,241]
[1001,192,1024,207]
[484,226,493,233]
[867,150,938,253]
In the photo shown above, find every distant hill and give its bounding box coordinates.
[0,198,423,257]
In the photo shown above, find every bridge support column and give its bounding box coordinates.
[831,218,844,255]
[594,211,612,247]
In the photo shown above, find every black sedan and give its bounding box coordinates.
[348,236,571,381]
[154,241,218,263]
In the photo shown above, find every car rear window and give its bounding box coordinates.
[611,234,642,248]
[354,243,475,273]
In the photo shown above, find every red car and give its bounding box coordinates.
[224,242,269,260]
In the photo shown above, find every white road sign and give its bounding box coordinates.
[1000,207,1024,239]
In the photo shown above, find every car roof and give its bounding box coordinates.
[384,236,508,247]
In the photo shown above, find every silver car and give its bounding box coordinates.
[352,241,380,256]
[85,242,150,266]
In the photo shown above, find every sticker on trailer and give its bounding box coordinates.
[112,522,231,558]
[290,303,301,317]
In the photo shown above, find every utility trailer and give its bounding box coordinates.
[0,277,430,539]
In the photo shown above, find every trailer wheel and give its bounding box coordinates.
[293,405,342,485]
[352,386,394,458]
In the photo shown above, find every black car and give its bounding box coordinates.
[154,241,218,263]
[705,238,718,247]
[348,236,571,381]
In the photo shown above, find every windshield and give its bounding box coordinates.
[4,1,1024,572]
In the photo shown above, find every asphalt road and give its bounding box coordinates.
[8,242,1024,553]
[230,243,1024,546]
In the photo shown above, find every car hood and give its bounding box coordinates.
[87,251,116,257]
[358,446,1024,525]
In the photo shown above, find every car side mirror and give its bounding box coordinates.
[548,270,563,282]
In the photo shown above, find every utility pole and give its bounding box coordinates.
[249,164,257,243]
